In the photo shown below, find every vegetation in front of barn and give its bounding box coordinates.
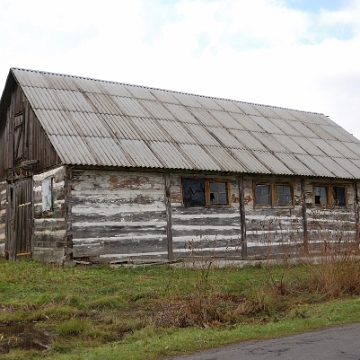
[1,214,360,359]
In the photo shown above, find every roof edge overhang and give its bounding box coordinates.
[61,163,360,181]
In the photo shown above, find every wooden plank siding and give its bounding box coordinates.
[0,83,61,181]
[32,166,68,263]
[0,180,6,254]
[69,170,168,262]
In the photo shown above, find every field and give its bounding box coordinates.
[1,251,360,359]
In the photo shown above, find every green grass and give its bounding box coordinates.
[0,256,360,359]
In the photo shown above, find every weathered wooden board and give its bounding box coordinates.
[70,170,168,261]
[170,174,242,259]
[0,180,7,252]
[0,83,61,181]
[33,166,68,263]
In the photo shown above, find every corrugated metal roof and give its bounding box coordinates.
[6,67,360,179]
[294,154,335,177]
[229,149,272,174]
[228,130,267,151]
[331,157,360,178]
[272,135,307,154]
[252,132,288,153]
[252,151,293,175]
[314,156,354,179]
[250,116,284,134]
[273,153,314,176]
[208,110,244,129]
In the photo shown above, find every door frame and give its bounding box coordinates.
[5,177,34,261]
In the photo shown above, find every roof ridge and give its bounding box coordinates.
[10,67,323,116]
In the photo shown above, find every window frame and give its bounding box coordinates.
[205,180,230,206]
[181,178,230,207]
[42,177,54,215]
[254,182,294,208]
[313,184,347,207]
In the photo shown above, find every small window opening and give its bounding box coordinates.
[314,186,327,205]
[276,185,292,205]
[182,178,205,207]
[333,187,345,206]
[256,185,270,205]
[42,177,54,213]
[209,182,228,204]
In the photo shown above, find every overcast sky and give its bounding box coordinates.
[0,0,359,138]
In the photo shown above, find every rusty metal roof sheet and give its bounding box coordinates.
[5,67,360,179]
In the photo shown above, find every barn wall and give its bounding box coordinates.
[67,170,358,264]
[170,174,242,259]
[0,83,61,181]
[243,176,358,258]
[33,166,68,263]
[243,176,304,258]
[69,169,168,262]
[0,180,6,254]
[305,179,357,251]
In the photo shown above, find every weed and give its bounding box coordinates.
[56,318,90,336]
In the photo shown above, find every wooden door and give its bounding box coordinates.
[6,178,33,261]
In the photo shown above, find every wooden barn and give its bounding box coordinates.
[0,68,360,264]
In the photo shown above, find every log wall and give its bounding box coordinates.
[33,166,68,263]
[243,176,304,257]
[69,169,168,262]
[66,170,360,263]
[305,179,357,251]
[170,174,242,259]
[243,176,358,258]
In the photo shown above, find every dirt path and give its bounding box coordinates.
[165,323,360,360]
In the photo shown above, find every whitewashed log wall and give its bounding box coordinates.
[170,174,242,259]
[243,176,358,257]
[5,166,356,264]
[305,180,357,250]
[243,176,305,257]
[69,170,168,262]
[33,166,68,263]
[0,180,6,254]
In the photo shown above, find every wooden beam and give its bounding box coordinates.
[301,179,308,253]
[164,173,173,261]
[16,252,31,256]
[238,176,247,259]
[354,181,359,244]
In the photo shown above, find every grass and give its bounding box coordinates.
[0,254,360,359]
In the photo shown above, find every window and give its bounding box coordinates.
[314,185,346,206]
[333,187,345,206]
[209,182,227,204]
[42,177,54,213]
[314,186,327,205]
[256,185,270,205]
[182,178,205,207]
[255,183,293,207]
[182,178,229,207]
[276,185,292,205]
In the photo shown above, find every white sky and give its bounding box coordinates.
[1,0,359,138]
